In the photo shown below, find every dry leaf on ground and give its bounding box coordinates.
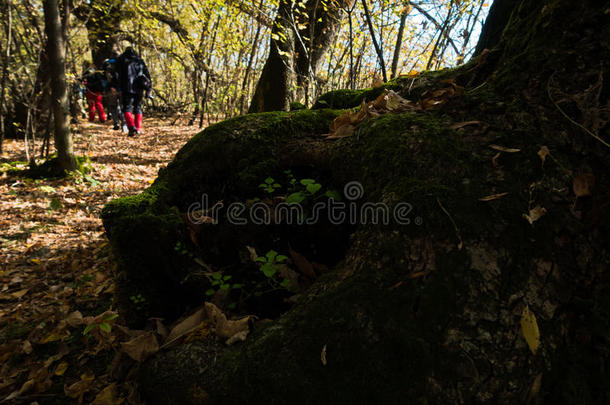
[121,331,159,362]
[523,205,547,225]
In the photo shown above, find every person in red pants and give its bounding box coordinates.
[115,47,152,136]
[82,65,107,123]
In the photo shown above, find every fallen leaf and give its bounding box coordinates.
[121,331,159,362]
[64,372,95,401]
[11,288,29,299]
[226,330,249,345]
[165,307,205,344]
[92,383,124,405]
[54,361,69,376]
[65,311,84,327]
[154,318,168,340]
[526,373,543,404]
[537,146,550,166]
[490,144,521,153]
[479,192,509,201]
[573,173,595,197]
[204,302,253,341]
[246,246,258,262]
[521,305,540,355]
[523,205,547,225]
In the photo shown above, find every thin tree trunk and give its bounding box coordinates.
[348,6,354,89]
[200,18,220,128]
[0,0,13,154]
[361,0,387,82]
[391,3,410,79]
[43,0,76,171]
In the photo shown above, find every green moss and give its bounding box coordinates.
[290,101,307,111]
[312,67,467,110]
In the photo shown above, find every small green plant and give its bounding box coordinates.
[255,250,292,290]
[129,293,147,311]
[69,169,100,187]
[174,241,189,255]
[286,178,322,204]
[259,177,281,194]
[205,273,242,296]
[256,250,288,277]
[83,312,118,335]
[49,197,63,211]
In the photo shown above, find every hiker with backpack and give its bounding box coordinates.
[82,62,108,123]
[116,47,152,136]
[102,58,127,132]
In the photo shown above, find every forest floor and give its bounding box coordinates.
[0,116,201,403]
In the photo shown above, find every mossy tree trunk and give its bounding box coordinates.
[104,0,610,403]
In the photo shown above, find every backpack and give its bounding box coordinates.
[84,71,106,93]
[132,60,151,92]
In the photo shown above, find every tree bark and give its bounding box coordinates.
[473,0,522,56]
[249,0,351,113]
[0,0,13,154]
[390,3,410,79]
[43,0,76,171]
[248,0,295,113]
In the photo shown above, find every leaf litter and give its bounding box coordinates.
[0,118,201,403]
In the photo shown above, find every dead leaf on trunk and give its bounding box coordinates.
[537,146,550,166]
[526,373,543,405]
[164,307,205,346]
[204,302,254,343]
[573,173,595,197]
[521,306,540,355]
